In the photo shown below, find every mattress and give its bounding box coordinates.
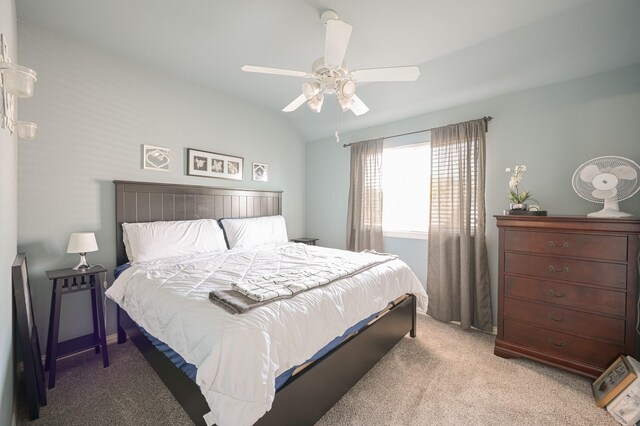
[106,243,428,426]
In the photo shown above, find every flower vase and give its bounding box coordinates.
[509,203,528,211]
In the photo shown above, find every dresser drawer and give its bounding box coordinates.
[504,230,627,261]
[505,252,627,289]
[504,298,625,344]
[504,275,626,316]
[504,320,622,367]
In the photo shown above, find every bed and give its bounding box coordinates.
[109,180,427,426]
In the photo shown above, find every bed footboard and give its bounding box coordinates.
[117,294,416,425]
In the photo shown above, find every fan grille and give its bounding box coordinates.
[572,156,640,203]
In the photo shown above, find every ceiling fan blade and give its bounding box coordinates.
[241,65,311,78]
[349,94,369,116]
[282,94,307,112]
[324,19,352,68]
[351,66,421,82]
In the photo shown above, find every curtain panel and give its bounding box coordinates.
[346,138,384,252]
[427,119,492,332]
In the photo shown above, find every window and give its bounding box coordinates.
[382,141,430,239]
[430,139,479,234]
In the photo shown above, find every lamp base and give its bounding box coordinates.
[72,253,91,270]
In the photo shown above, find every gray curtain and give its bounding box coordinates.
[427,119,492,331]
[346,138,384,252]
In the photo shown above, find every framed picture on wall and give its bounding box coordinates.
[253,163,268,182]
[187,148,244,181]
[142,145,170,171]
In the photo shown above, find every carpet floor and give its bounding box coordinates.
[17,315,616,425]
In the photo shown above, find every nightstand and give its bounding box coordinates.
[290,237,319,246]
[44,266,109,389]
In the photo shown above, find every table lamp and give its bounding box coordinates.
[67,232,98,270]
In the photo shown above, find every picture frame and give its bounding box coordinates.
[142,145,170,171]
[592,355,637,407]
[253,163,268,182]
[187,148,244,181]
[12,254,47,419]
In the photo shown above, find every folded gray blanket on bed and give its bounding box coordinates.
[209,250,397,314]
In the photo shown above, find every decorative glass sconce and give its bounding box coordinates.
[0,34,38,140]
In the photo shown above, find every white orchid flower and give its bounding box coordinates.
[505,164,532,205]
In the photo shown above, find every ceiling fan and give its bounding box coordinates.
[241,10,420,116]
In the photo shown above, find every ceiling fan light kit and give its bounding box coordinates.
[307,94,324,113]
[241,9,420,118]
[302,82,321,100]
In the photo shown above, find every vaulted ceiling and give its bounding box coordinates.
[16,0,640,141]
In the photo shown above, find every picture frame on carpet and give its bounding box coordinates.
[187,148,243,181]
[592,355,637,407]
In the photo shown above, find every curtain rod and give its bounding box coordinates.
[342,116,493,148]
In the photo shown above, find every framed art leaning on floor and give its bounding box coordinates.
[592,355,637,408]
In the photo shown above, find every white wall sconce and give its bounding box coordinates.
[0,33,38,140]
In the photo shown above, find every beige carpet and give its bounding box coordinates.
[18,315,616,425]
[318,315,615,426]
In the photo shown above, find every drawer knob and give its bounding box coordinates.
[548,265,569,273]
[547,290,566,298]
[548,241,569,248]
[548,314,567,323]
[547,338,567,348]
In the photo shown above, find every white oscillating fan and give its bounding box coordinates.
[572,156,640,218]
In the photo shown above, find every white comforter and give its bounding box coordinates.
[106,243,428,426]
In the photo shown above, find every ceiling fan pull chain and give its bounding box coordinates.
[335,104,340,143]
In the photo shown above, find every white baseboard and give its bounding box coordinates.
[419,312,497,335]
[17,332,119,372]
[44,332,119,363]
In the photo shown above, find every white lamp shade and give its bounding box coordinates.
[67,232,98,254]
[307,95,323,113]
[302,82,320,100]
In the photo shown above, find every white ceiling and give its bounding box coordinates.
[15,0,640,141]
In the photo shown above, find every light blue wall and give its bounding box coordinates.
[306,64,640,324]
[383,237,428,286]
[16,24,306,348]
[0,1,17,423]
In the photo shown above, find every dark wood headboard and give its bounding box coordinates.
[114,180,283,265]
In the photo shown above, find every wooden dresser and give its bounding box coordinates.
[495,216,640,378]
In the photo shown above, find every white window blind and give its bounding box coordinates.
[430,140,479,234]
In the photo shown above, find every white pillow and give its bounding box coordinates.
[122,219,227,263]
[221,215,288,249]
